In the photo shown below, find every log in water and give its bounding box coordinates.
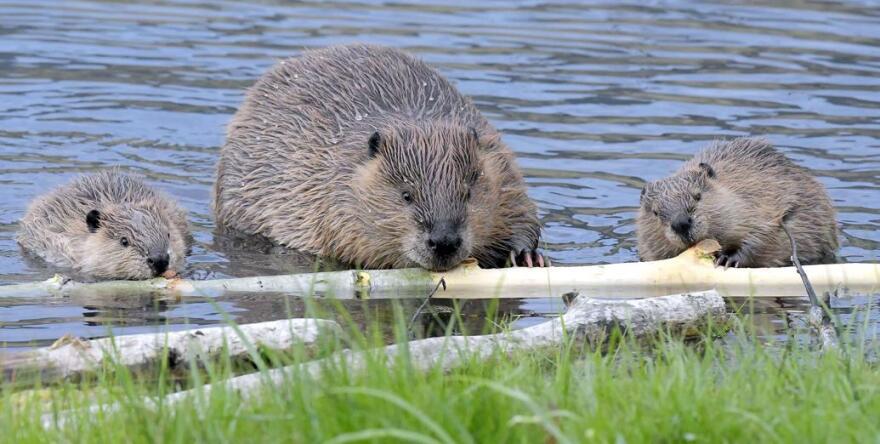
[2,240,877,301]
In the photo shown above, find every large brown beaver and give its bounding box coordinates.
[17,170,190,280]
[214,44,544,271]
[636,138,838,268]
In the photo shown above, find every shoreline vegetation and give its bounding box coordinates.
[2,242,878,441]
[4,298,879,442]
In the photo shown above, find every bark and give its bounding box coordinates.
[4,318,341,383]
[41,290,726,428]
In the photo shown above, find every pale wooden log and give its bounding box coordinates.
[4,318,341,383]
[41,290,725,428]
[5,240,879,300]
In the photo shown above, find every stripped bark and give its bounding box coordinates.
[4,318,341,383]
[1,241,878,301]
[41,290,726,428]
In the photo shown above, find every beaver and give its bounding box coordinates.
[17,170,190,280]
[636,137,838,268]
[213,44,544,271]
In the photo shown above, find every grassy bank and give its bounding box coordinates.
[4,310,880,443]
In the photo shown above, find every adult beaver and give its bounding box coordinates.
[636,138,838,268]
[214,44,544,270]
[17,170,190,280]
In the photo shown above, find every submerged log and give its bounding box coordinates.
[41,290,726,428]
[3,318,341,383]
[4,240,879,300]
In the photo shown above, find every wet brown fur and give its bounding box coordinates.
[214,44,540,270]
[637,138,838,267]
[17,170,190,280]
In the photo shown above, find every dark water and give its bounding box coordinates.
[1,0,879,348]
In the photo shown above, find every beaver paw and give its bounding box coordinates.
[714,251,744,269]
[509,249,550,268]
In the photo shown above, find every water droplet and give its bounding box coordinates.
[255,136,261,141]
[294,74,299,79]
[354,111,363,121]
[329,137,338,144]
[422,82,427,87]
[428,97,434,101]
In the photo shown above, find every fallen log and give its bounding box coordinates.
[3,318,342,384]
[42,290,726,428]
[4,240,879,300]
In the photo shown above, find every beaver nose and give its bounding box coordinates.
[427,228,463,258]
[147,253,170,275]
[671,214,693,238]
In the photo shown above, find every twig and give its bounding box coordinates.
[407,277,447,334]
[781,221,838,350]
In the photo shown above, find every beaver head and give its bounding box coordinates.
[639,161,747,251]
[351,122,497,271]
[78,202,187,279]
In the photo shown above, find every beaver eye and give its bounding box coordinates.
[402,191,412,203]
[466,188,472,201]
[120,237,130,247]
[653,210,659,217]
[694,192,702,201]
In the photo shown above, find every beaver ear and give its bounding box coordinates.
[368,131,382,158]
[698,162,716,178]
[86,209,101,233]
[640,183,652,204]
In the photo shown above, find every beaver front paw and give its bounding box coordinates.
[714,250,746,269]
[508,248,550,268]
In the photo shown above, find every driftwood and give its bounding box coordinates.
[42,290,726,428]
[1,241,878,301]
[3,318,341,383]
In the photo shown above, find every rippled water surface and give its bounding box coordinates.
[2,0,879,348]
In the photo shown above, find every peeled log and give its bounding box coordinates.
[3,318,342,383]
[4,240,879,300]
[40,289,725,428]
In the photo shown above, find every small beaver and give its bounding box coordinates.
[636,138,838,268]
[214,44,543,270]
[17,170,190,280]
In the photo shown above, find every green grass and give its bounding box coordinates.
[3,307,880,443]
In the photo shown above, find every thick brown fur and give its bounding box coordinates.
[17,170,190,280]
[636,138,838,267]
[214,44,541,270]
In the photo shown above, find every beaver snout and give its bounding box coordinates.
[671,213,693,241]
[427,222,463,260]
[147,253,170,276]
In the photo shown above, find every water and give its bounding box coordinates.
[1,0,879,349]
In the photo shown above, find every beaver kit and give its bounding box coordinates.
[17,170,190,280]
[636,137,838,268]
[214,44,544,271]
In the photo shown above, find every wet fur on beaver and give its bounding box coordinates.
[214,44,542,270]
[637,138,838,268]
[17,170,190,280]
